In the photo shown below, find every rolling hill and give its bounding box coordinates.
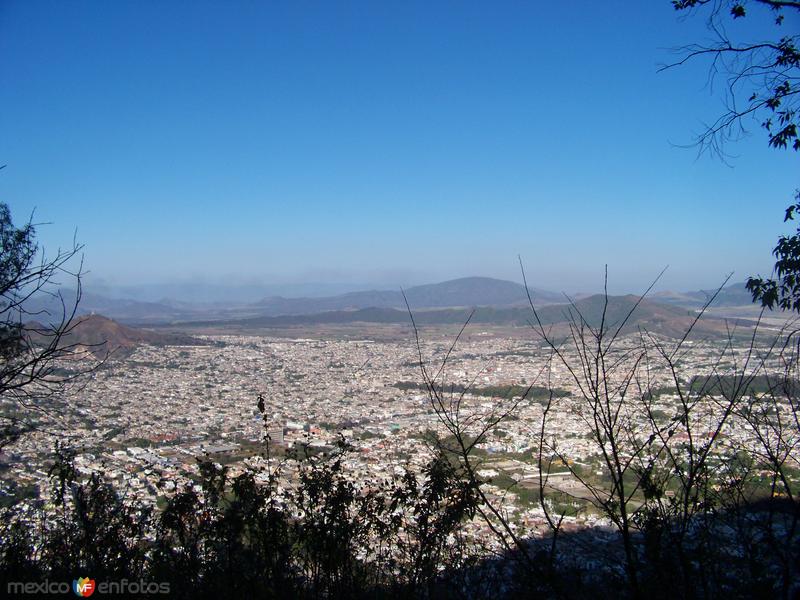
[251,277,564,316]
[194,294,752,339]
[26,314,209,357]
[23,277,564,324]
[653,281,756,308]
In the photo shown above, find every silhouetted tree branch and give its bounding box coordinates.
[663,1,800,311]
[0,202,98,447]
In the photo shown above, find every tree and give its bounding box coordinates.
[662,1,800,309]
[0,414,494,599]
[746,188,800,310]
[0,200,89,447]
[411,274,800,598]
[668,0,799,154]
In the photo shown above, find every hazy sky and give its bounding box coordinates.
[1,1,797,295]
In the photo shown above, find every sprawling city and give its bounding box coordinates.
[3,314,797,581]
[2,1,798,597]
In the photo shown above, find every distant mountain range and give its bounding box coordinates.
[252,277,564,316]
[652,282,755,308]
[193,293,753,340]
[25,277,564,324]
[24,277,763,327]
[19,278,773,351]
[20,292,760,359]
[23,291,198,324]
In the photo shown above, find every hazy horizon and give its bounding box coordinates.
[77,270,747,305]
[2,2,797,296]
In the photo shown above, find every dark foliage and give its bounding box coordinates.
[0,438,496,600]
[0,437,796,599]
[748,189,800,311]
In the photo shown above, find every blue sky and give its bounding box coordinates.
[1,1,797,296]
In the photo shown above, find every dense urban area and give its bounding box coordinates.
[3,325,795,563]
